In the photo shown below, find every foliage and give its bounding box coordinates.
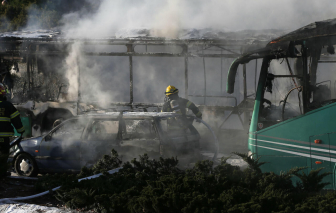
[294,167,332,192]
[233,152,266,173]
[35,149,122,192]
[36,150,336,213]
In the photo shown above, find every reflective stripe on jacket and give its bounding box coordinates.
[161,97,202,118]
[0,101,25,137]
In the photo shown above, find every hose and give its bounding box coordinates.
[0,167,122,204]
[281,86,302,121]
[194,117,219,161]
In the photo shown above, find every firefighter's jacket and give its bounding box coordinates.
[161,98,202,131]
[161,97,202,118]
[0,101,25,137]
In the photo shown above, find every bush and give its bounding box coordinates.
[36,150,336,213]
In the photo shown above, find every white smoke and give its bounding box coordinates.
[59,0,336,39]
[63,43,80,101]
[41,0,336,131]
[150,0,181,38]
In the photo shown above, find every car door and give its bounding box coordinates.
[38,118,87,172]
[80,118,120,168]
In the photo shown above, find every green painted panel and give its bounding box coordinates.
[257,102,336,142]
[251,102,336,189]
[260,156,308,173]
[329,132,336,147]
[13,116,32,138]
[327,133,336,189]
[309,134,332,189]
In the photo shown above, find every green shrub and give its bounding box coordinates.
[35,150,336,213]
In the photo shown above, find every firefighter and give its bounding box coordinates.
[162,85,202,132]
[0,84,24,177]
[162,85,202,118]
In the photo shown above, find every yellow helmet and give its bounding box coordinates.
[165,85,179,96]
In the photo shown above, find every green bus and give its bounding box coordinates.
[227,19,336,189]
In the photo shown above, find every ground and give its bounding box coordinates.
[0,174,86,212]
[0,174,62,206]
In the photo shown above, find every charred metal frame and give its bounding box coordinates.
[0,37,267,129]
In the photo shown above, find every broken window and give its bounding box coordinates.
[259,42,336,129]
[118,118,160,155]
[82,119,120,165]
[52,119,86,140]
[260,58,302,126]
[307,44,336,110]
[87,120,119,140]
[123,119,157,140]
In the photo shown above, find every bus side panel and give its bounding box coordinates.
[309,134,332,188]
[328,132,336,188]
[254,102,336,189]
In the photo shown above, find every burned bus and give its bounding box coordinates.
[0,32,87,138]
[1,29,275,143]
[227,19,336,189]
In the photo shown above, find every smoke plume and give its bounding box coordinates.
[59,0,336,38]
[17,0,336,157]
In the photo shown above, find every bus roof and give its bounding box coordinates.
[226,18,336,94]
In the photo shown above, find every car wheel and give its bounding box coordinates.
[14,153,38,177]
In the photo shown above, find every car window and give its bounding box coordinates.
[123,119,157,140]
[160,118,169,133]
[52,119,86,140]
[88,120,119,140]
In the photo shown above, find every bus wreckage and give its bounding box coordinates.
[227,18,336,189]
[0,28,283,155]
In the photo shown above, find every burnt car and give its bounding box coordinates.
[9,112,218,176]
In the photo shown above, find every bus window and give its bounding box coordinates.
[308,45,336,110]
[260,58,302,127]
[260,44,336,129]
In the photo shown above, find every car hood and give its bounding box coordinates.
[13,136,42,148]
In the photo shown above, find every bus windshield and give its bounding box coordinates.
[261,58,302,123]
[260,44,336,128]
